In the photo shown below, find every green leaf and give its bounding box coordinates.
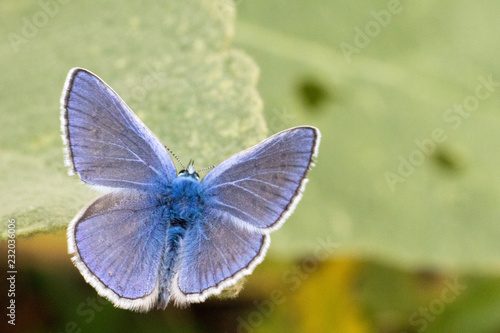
[234,0,500,272]
[0,0,266,238]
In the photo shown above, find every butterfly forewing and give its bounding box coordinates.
[202,127,320,231]
[61,68,176,190]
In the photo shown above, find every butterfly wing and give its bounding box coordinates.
[68,190,167,312]
[172,126,320,303]
[61,67,176,190]
[172,210,270,304]
[202,126,320,231]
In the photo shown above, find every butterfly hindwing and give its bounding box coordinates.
[172,210,269,304]
[61,68,176,190]
[202,126,320,231]
[68,190,167,312]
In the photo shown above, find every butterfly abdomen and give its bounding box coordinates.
[156,176,208,307]
[157,224,185,308]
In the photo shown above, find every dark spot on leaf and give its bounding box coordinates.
[432,147,463,172]
[297,79,329,108]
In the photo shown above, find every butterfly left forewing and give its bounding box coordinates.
[61,68,177,191]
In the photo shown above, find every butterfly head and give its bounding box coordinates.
[178,160,200,181]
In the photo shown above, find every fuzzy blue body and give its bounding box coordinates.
[163,174,207,228]
[157,174,209,307]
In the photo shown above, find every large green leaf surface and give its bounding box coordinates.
[2,0,500,275]
[0,0,266,237]
[233,0,500,272]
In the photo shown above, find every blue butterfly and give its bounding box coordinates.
[60,68,320,312]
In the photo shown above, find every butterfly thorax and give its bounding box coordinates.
[162,175,206,230]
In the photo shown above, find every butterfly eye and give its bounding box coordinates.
[177,160,200,180]
[178,169,200,181]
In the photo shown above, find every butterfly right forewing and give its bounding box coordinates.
[202,126,320,232]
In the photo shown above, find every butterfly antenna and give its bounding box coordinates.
[196,165,216,174]
[165,146,185,169]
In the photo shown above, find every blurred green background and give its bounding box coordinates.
[1,0,500,332]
